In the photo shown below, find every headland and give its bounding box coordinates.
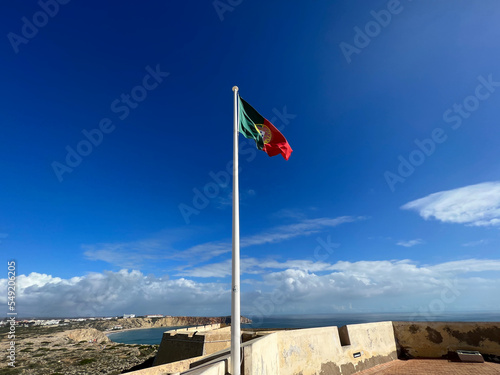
[0,315,250,375]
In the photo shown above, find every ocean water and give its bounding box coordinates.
[107,312,499,345]
[242,311,499,330]
[107,325,190,345]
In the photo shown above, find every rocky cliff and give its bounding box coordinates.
[87,315,252,331]
[65,328,111,343]
[0,327,156,375]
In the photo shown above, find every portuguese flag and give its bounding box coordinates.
[238,96,293,160]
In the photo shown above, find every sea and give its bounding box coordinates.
[107,311,499,345]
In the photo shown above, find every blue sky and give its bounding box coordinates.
[1,0,500,318]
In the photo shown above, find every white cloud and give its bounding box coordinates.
[462,239,489,247]
[83,239,168,268]
[247,258,500,316]
[241,216,361,247]
[261,259,500,311]
[272,209,308,220]
[2,259,500,317]
[396,239,424,247]
[176,258,334,278]
[0,270,228,318]
[83,216,360,268]
[426,259,500,274]
[215,189,257,209]
[173,241,231,262]
[153,216,359,263]
[401,182,500,227]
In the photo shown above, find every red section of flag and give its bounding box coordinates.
[261,119,293,160]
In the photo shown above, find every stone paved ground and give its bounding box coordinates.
[356,359,500,375]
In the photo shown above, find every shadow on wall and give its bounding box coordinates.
[393,321,500,360]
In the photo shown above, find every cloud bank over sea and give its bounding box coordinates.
[3,258,499,318]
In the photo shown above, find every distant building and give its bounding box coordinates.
[41,319,60,326]
[123,314,136,319]
[146,314,163,318]
[20,321,36,328]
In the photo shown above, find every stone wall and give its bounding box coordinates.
[393,321,500,358]
[275,322,397,375]
[127,321,500,375]
[243,333,279,374]
[144,321,397,374]
[126,355,206,375]
[153,324,230,366]
[337,322,399,373]
[183,360,227,375]
[126,352,230,375]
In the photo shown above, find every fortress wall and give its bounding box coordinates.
[123,356,203,375]
[127,352,230,375]
[145,355,206,374]
[393,321,500,358]
[153,332,205,366]
[167,323,221,334]
[153,326,230,366]
[124,357,227,375]
[274,321,397,375]
[151,321,398,374]
[203,326,232,355]
[276,326,344,374]
[242,333,279,374]
[182,360,226,375]
[228,321,397,374]
[337,321,398,373]
[131,320,500,375]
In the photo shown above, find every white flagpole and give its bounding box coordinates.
[231,86,241,375]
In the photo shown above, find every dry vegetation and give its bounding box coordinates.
[0,325,158,375]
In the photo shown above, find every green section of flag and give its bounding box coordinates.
[238,97,264,150]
